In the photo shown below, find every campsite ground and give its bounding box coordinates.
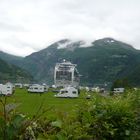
[0,88,140,139]
[6,88,89,119]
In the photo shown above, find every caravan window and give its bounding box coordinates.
[34,87,38,90]
[61,90,68,94]
[72,91,77,94]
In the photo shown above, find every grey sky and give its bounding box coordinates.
[0,0,140,56]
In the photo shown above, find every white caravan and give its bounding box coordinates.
[28,84,45,93]
[91,87,100,92]
[23,84,30,88]
[15,83,23,88]
[0,83,14,95]
[113,88,125,93]
[54,86,78,98]
[42,83,49,92]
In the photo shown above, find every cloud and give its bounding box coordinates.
[0,0,140,56]
[0,22,26,32]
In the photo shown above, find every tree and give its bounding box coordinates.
[111,78,132,91]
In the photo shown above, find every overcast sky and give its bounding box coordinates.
[0,0,140,56]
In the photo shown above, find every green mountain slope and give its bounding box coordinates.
[0,58,32,83]
[0,51,23,65]
[127,64,140,86]
[20,38,140,86]
[1,38,140,86]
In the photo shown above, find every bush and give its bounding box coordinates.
[76,93,139,140]
[0,91,140,140]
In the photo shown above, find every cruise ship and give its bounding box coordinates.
[54,60,80,87]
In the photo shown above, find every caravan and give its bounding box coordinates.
[28,84,45,93]
[113,88,125,93]
[42,83,49,92]
[54,86,78,98]
[0,83,14,95]
[15,83,23,88]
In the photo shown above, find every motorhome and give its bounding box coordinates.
[54,60,80,87]
[0,83,14,95]
[91,87,100,92]
[42,84,48,92]
[23,84,30,88]
[28,84,45,93]
[15,83,23,88]
[54,86,78,98]
[113,88,125,93]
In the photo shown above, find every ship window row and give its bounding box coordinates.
[56,71,72,80]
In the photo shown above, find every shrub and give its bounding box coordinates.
[76,93,139,140]
[0,91,139,140]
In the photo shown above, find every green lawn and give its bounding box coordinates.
[1,88,139,139]
[5,88,88,119]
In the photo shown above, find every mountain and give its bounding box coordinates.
[19,39,86,83]
[0,57,32,83]
[0,51,24,64]
[17,38,140,86]
[127,65,140,86]
[1,38,140,86]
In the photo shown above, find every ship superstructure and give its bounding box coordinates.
[54,60,79,87]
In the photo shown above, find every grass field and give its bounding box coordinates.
[1,88,140,139]
[4,88,88,119]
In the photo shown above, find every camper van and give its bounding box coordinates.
[54,86,78,98]
[42,84,49,92]
[23,84,30,88]
[113,88,125,93]
[0,83,14,95]
[28,84,45,93]
[15,83,23,88]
